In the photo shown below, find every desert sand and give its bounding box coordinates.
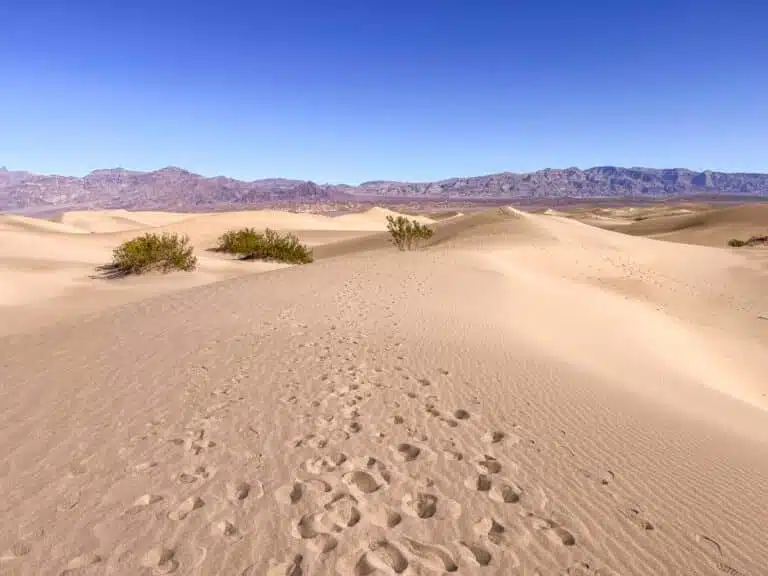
[1,204,767,575]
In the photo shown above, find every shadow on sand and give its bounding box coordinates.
[90,263,130,280]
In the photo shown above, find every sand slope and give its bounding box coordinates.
[595,203,768,247]
[1,207,767,575]
[54,210,194,233]
[0,208,421,336]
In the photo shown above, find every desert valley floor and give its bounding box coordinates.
[1,204,767,575]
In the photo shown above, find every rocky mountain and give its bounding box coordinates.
[2,165,767,211]
[0,166,348,212]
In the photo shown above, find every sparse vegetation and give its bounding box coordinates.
[215,227,313,264]
[727,235,768,248]
[110,232,197,275]
[386,215,434,251]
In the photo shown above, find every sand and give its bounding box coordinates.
[1,205,767,575]
[0,207,420,336]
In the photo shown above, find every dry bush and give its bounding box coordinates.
[728,235,767,248]
[110,232,197,275]
[216,227,313,264]
[386,215,434,251]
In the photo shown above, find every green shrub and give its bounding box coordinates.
[386,215,434,251]
[728,236,767,248]
[111,232,197,275]
[215,227,313,264]
[216,227,264,255]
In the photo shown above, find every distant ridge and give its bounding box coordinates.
[2,165,768,211]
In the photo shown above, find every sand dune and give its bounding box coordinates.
[0,207,429,335]
[593,203,768,247]
[0,214,91,235]
[54,210,194,233]
[1,206,767,575]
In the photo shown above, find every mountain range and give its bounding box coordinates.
[2,165,768,212]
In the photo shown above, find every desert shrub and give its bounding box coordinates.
[386,215,434,251]
[216,227,313,264]
[728,236,767,248]
[216,227,264,254]
[111,232,197,275]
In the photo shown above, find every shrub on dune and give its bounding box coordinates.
[727,235,767,248]
[110,232,197,275]
[215,227,313,264]
[386,215,434,251]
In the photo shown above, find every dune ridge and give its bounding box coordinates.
[1,205,767,575]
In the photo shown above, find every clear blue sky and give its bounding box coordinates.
[1,0,766,184]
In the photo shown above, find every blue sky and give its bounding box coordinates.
[1,0,766,184]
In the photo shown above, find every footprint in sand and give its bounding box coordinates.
[212,520,238,538]
[474,517,508,545]
[694,534,747,576]
[293,494,360,542]
[617,506,654,531]
[489,480,523,504]
[188,440,216,456]
[303,452,348,474]
[176,465,214,485]
[355,456,393,483]
[424,404,441,418]
[343,470,382,494]
[61,552,103,574]
[323,492,362,529]
[275,479,332,505]
[349,540,409,575]
[695,533,723,556]
[227,480,262,503]
[345,421,363,434]
[57,491,81,512]
[125,494,164,516]
[482,431,506,444]
[341,406,360,420]
[142,547,179,575]
[465,474,492,492]
[168,496,204,521]
[368,504,403,528]
[443,449,464,461]
[401,537,458,572]
[2,541,32,560]
[522,513,576,546]
[309,534,338,554]
[458,541,493,567]
[600,470,615,485]
[288,433,328,450]
[266,553,303,576]
[294,512,327,540]
[394,443,421,462]
[476,455,502,474]
[133,460,159,473]
[454,409,470,420]
[402,492,439,519]
[177,472,199,485]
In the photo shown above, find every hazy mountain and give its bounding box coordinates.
[2,165,767,211]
